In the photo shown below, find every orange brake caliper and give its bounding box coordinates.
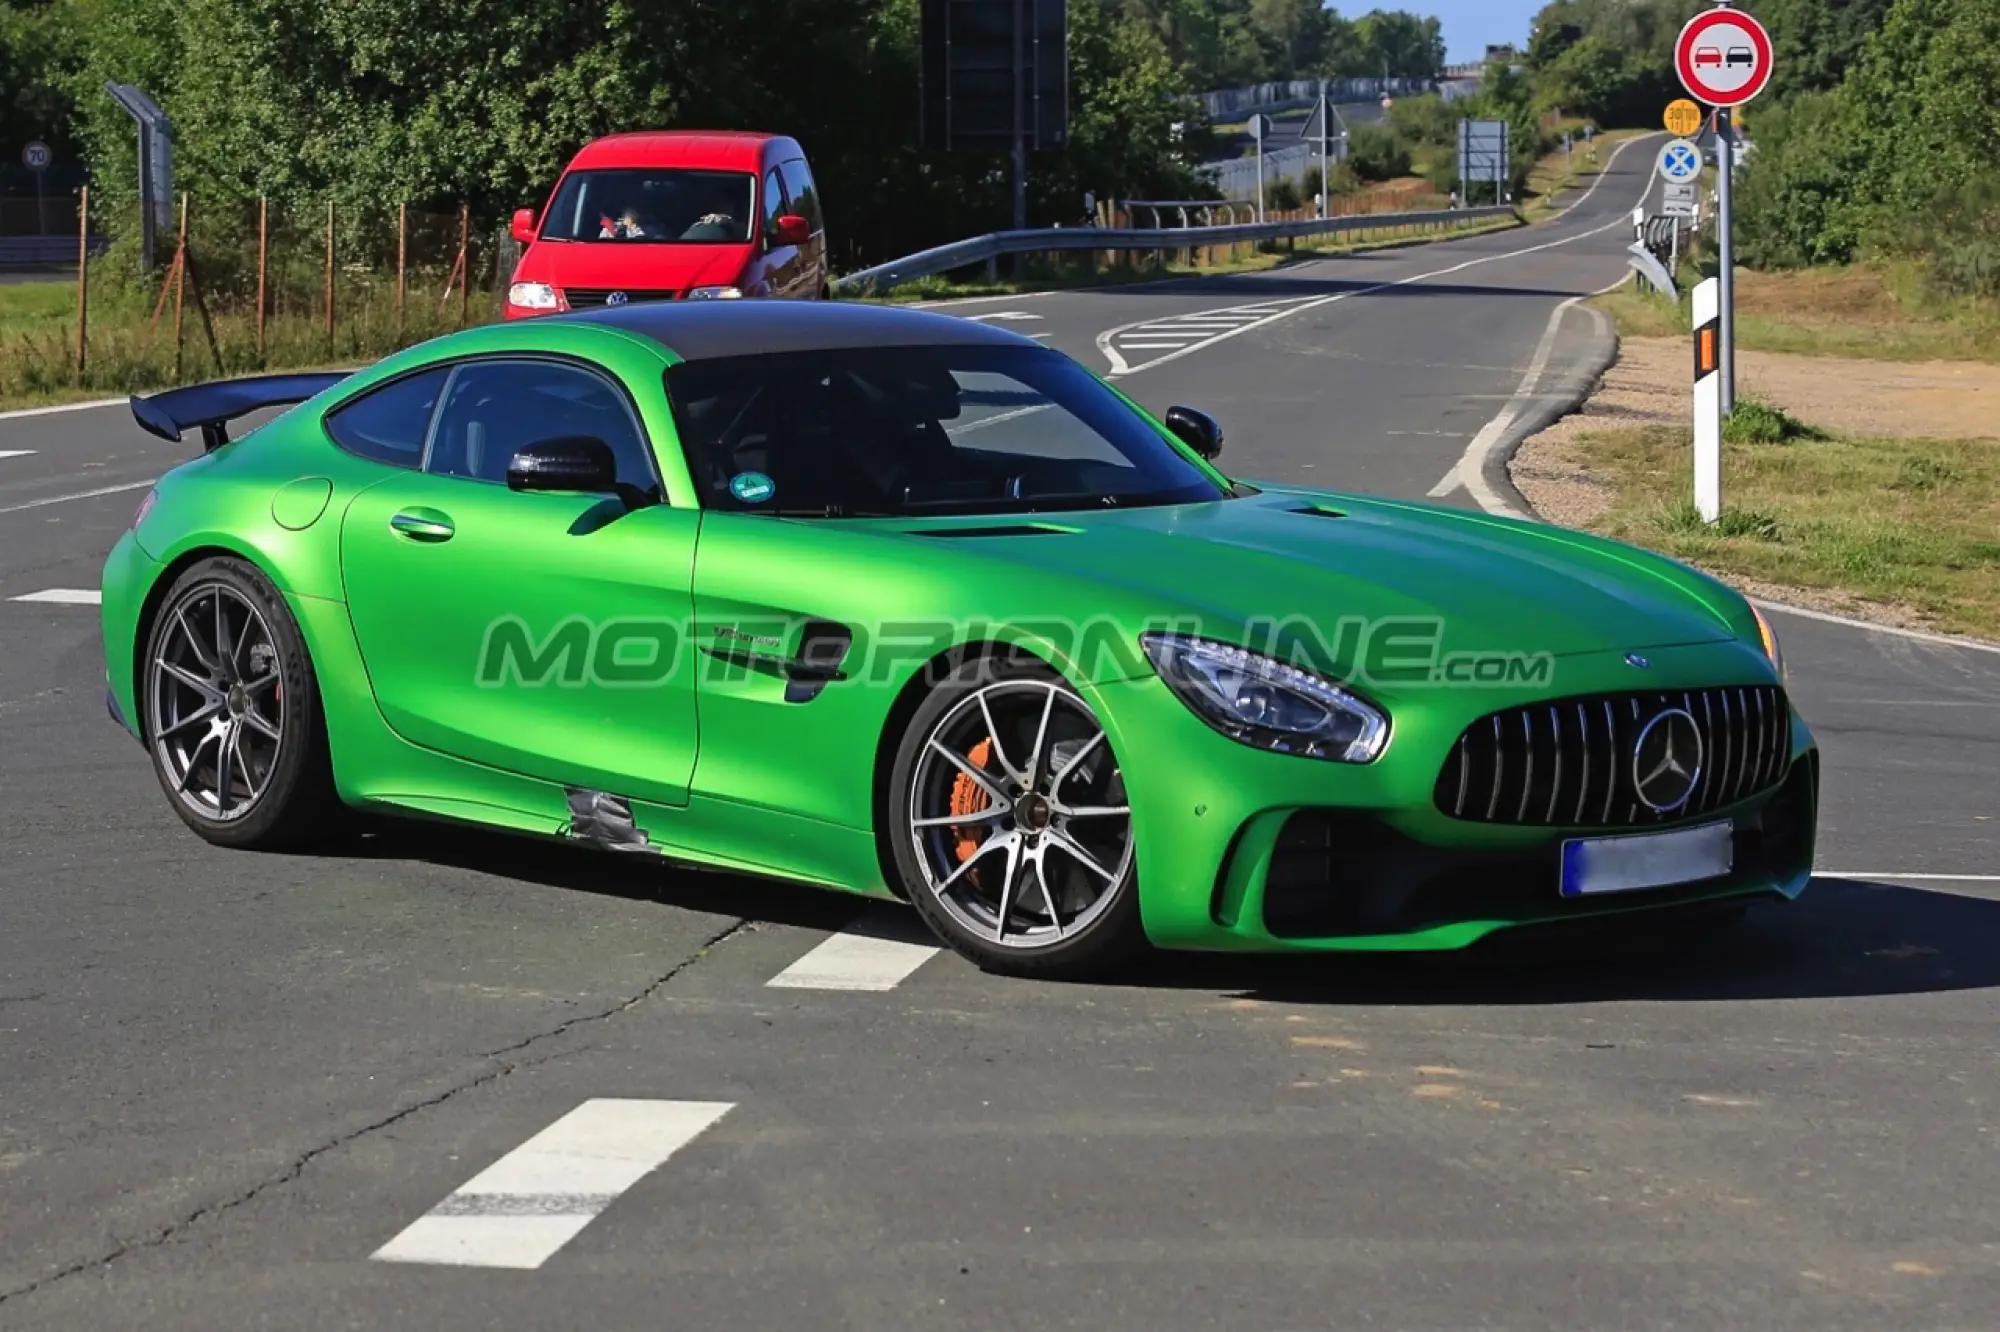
[950,738,995,865]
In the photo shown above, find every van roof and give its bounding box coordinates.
[566,131,793,173]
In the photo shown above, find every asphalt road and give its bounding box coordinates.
[2,135,1997,1330]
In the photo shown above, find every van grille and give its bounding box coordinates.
[1434,686,1790,829]
[562,288,676,308]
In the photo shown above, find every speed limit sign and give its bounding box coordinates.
[22,140,51,171]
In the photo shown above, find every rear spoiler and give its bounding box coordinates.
[130,372,352,452]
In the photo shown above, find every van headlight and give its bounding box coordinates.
[1141,633,1388,762]
[508,282,559,310]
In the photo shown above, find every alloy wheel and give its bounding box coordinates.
[148,582,286,823]
[907,679,1134,949]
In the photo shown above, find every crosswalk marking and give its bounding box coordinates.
[372,1099,734,1269]
[0,450,36,460]
[9,588,100,605]
[767,906,942,991]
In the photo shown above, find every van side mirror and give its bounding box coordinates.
[773,214,811,247]
[510,208,538,244]
[1164,405,1223,460]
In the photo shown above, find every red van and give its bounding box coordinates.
[504,131,829,318]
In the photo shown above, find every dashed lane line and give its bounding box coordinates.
[0,450,36,460]
[0,477,158,516]
[767,905,943,992]
[9,588,100,605]
[371,1099,734,1270]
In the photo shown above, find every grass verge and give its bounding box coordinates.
[1519,129,1650,224]
[1593,262,2000,363]
[1557,422,2000,641]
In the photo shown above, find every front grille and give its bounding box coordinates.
[562,287,676,308]
[1434,686,1790,828]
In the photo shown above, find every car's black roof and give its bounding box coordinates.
[554,299,1039,361]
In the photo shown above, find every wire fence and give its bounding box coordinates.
[1,191,513,403]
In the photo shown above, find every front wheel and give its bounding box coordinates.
[888,657,1147,979]
[142,556,341,850]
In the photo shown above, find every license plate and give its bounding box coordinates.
[1560,821,1734,898]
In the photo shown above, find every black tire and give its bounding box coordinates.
[887,655,1148,980]
[141,555,342,850]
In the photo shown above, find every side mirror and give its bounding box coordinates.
[773,213,811,247]
[510,208,539,244]
[507,436,617,495]
[1164,405,1223,460]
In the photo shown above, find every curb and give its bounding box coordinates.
[1481,302,1622,520]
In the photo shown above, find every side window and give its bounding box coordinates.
[323,367,449,468]
[424,359,659,495]
[762,167,788,236]
[779,159,821,232]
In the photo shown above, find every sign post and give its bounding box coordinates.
[1249,113,1274,222]
[1692,277,1722,521]
[23,141,51,236]
[1675,3,1774,420]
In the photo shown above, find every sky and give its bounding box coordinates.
[1425,0,1543,64]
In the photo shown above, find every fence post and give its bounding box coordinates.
[74,186,89,387]
[256,197,268,364]
[457,204,470,326]
[172,192,189,379]
[324,201,335,350]
[397,202,408,331]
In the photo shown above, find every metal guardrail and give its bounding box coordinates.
[832,205,1515,296]
[0,235,109,269]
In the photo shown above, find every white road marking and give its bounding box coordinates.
[964,311,1043,322]
[9,588,100,605]
[0,477,157,515]
[1093,133,1657,378]
[767,907,942,991]
[0,397,125,423]
[1753,602,2000,658]
[1823,873,2000,882]
[372,1099,734,1269]
[0,450,36,460]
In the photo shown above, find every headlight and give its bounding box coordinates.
[507,282,559,310]
[685,285,744,300]
[1749,602,1786,680]
[1141,633,1388,762]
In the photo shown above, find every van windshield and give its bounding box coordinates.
[539,168,756,244]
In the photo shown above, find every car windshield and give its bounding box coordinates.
[538,168,755,244]
[666,345,1228,517]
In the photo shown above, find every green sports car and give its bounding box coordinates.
[102,301,1818,978]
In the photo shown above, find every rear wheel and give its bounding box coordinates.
[142,556,340,850]
[888,657,1147,979]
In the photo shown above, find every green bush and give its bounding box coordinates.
[1725,398,1819,444]
[1348,123,1411,182]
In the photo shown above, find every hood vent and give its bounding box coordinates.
[907,523,1077,539]
[1288,503,1348,520]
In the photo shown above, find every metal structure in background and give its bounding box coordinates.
[105,82,174,271]
[919,0,1068,232]
[831,204,1514,296]
[1456,119,1509,206]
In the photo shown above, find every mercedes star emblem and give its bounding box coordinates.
[1631,707,1704,813]
[606,291,629,306]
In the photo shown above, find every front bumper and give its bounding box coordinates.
[1085,639,1819,953]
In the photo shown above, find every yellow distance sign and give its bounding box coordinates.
[1665,99,1704,137]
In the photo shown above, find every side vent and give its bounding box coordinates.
[786,621,853,704]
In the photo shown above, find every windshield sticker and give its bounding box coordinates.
[730,471,776,503]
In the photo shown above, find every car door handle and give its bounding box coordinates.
[388,509,454,542]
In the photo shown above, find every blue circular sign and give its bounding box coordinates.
[729,471,775,503]
[22,141,51,171]
[1657,139,1702,184]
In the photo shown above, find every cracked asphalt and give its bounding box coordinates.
[1,138,1997,1330]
